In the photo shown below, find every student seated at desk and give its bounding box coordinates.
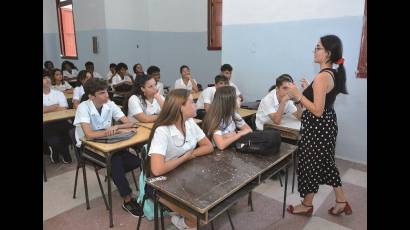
[220,64,243,102]
[61,60,79,81]
[132,63,147,85]
[202,86,253,151]
[255,74,303,130]
[147,65,164,96]
[43,60,54,76]
[174,65,199,93]
[106,63,117,83]
[72,70,92,109]
[148,89,213,229]
[195,75,229,119]
[126,76,165,123]
[85,61,103,79]
[50,68,73,93]
[112,62,133,92]
[43,75,72,163]
[73,78,142,217]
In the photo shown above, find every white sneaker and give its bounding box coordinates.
[171,215,196,230]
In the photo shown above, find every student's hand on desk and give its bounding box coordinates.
[117,128,138,134]
[183,149,195,160]
[105,126,118,136]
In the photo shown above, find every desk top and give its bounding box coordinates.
[134,119,202,130]
[43,109,76,123]
[147,143,296,214]
[238,108,257,118]
[265,115,301,132]
[81,126,151,154]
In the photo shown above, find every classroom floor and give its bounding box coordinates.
[43,148,367,230]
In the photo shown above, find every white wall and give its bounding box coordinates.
[104,0,149,30]
[224,0,365,25]
[74,0,106,31]
[43,0,58,33]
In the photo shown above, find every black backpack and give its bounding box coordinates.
[235,129,281,155]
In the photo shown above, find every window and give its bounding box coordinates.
[56,0,78,59]
[208,0,222,50]
[356,0,367,78]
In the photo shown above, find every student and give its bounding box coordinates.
[255,74,303,130]
[146,65,164,96]
[174,65,199,93]
[286,35,351,216]
[148,89,213,229]
[43,75,72,163]
[106,63,117,82]
[196,75,229,112]
[132,63,147,84]
[126,76,165,123]
[202,86,253,150]
[44,60,54,76]
[220,64,243,102]
[50,68,73,93]
[61,60,79,81]
[72,70,92,109]
[73,78,142,217]
[111,62,133,91]
[85,61,103,79]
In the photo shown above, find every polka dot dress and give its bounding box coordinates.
[297,68,342,198]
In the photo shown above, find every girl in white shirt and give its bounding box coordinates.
[174,65,199,93]
[202,86,253,150]
[111,62,133,91]
[126,76,165,123]
[148,89,213,229]
[50,68,73,93]
[72,70,92,109]
[62,60,79,81]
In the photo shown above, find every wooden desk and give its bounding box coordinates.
[43,109,76,124]
[147,143,297,229]
[238,108,257,119]
[134,119,202,130]
[264,115,301,141]
[80,126,151,228]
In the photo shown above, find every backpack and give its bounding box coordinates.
[235,129,281,155]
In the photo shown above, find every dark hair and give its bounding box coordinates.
[84,78,108,96]
[85,61,94,67]
[202,86,240,139]
[50,68,65,85]
[269,74,294,91]
[61,60,78,71]
[320,34,347,94]
[220,64,233,72]
[147,65,160,75]
[109,63,117,69]
[133,63,143,74]
[215,75,229,84]
[77,70,92,86]
[179,65,189,73]
[116,62,128,73]
[124,76,155,112]
[44,61,54,69]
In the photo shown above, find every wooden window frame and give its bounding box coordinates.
[56,0,78,59]
[208,0,222,50]
[356,0,367,78]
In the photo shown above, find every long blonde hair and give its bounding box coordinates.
[202,86,239,139]
[148,89,191,150]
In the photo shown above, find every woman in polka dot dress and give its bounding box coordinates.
[286,35,352,216]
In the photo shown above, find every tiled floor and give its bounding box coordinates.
[43,151,367,230]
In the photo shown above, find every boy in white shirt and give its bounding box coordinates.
[72,70,92,109]
[85,61,103,79]
[255,74,303,130]
[43,75,72,163]
[146,65,165,96]
[106,63,117,82]
[195,75,229,120]
[174,65,199,93]
[73,78,142,217]
[220,64,243,102]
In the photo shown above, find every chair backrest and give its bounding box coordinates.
[68,128,81,162]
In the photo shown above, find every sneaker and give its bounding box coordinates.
[61,151,72,164]
[49,146,59,163]
[122,200,143,218]
[171,215,196,230]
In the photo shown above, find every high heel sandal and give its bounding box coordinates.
[287,201,313,216]
[328,200,352,216]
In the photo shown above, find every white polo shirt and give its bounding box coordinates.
[255,89,297,130]
[229,81,241,96]
[43,89,68,107]
[105,71,114,81]
[51,81,73,92]
[196,86,216,110]
[174,78,197,90]
[127,95,165,123]
[93,71,103,79]
[63,69,78,79]
[73,85,85,101]
[73,100,125,147]
[148,118,206,161]
[214,113,246,136]
[156,81,165,96]
[112,74,132,86]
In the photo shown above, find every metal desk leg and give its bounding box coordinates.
[43,155,47,182]
[292,153,297,193]
[137,194,147,230]
[197,215,201,230]
[248,192,254,211]
[154,192,159,230]
[82,161,90,210]
[160,206,165,230]
[107,154,114,228]
[226,210,235,230]
[282,165,289,218]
